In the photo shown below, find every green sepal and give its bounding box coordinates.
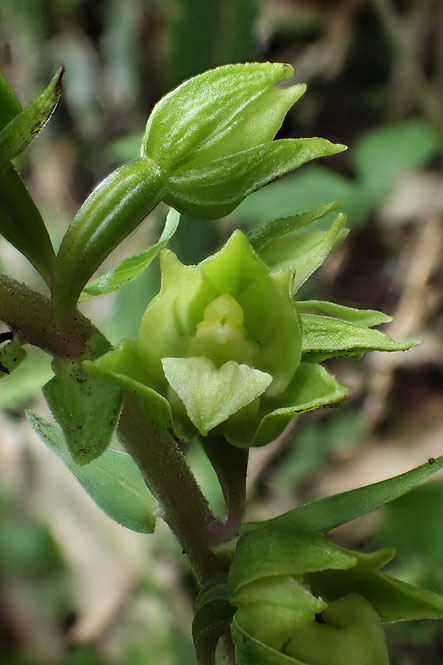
[53,157,164,325]
[0,164,56,284]
[162,356,272,436]
[247,201,341,252]
[285,594,389,665]
[301,313,418,362]
[26,410,156,533]
[229,528,357,597]
[234,576,327,650]
[310,569,443,625]
[43,357,123,465]
[227,363,350,448]
[231,616,306,665]
[84,339,172,432]
[0,68,64,173]
[255,455,443,533]
[0,72,22,128]
[142,62,302,169]
[295,301,392,327]
[260,213,348,293]
[192,574,234,665]
[0,334,27,376]
[80,207,180,300]
[166,139,346,220]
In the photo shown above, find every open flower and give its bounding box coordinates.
[228,526,443,665]
[86,206,414,448]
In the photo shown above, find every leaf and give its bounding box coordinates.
[301,313,418,362]
[166,138,346,219]
[0,68,64,172]
[258,455,443,533]
[26,411,156,533]
[260,214,348,293]
[162,356,272,436]
[0,71,22,129]
[0,335,27,376]
[295,301,392,328]
[247,202,341,252]
[43,357,123,465]
[0,164,56,284]
[353,119,439,199]
[192,574,234,665]
[80,207,180,299]
[83,339,172,432]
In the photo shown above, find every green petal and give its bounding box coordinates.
[229,528,357,596]
[227,363,350,448]
[285,594,389,665]
[162,356,272,436]
[301,313,418,362]
[27,411,156,534]
[260,213,348,293]
[138,249,216,389]
[166,139,346,219]
[295,300,392,327]
[142,62,296,168]
[84,339,172,432]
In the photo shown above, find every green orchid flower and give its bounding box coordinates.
[85,205,415,448]
[228,526,443,665]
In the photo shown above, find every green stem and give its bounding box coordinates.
[0,273,221,582]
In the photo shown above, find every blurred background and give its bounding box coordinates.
[0,0,442,663]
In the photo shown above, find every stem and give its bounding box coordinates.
[119,395,221,582]
[0,273,221,582]
[202,436,248,543]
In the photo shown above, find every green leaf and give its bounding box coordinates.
[192,574,234,665]
[80,207,180,299]
[162,356,272,436]
[234,363,350,448]
[295,301,392,327]
[301,313,418,362]
[0,71,22,129]
[83,339,172,432]
[43,357,123,465]
[259,213,348,293]
[353,119,439,199]
[166,139,346,219]
[258,456,443,533]
[26,411,156,533]
[0,164,56,284]
[0,334,27,376]
[247,202,341,252]
[0,68,64,172]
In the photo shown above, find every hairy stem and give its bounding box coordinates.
[0,273,221,582]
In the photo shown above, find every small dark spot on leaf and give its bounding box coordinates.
[428,458,435,465]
